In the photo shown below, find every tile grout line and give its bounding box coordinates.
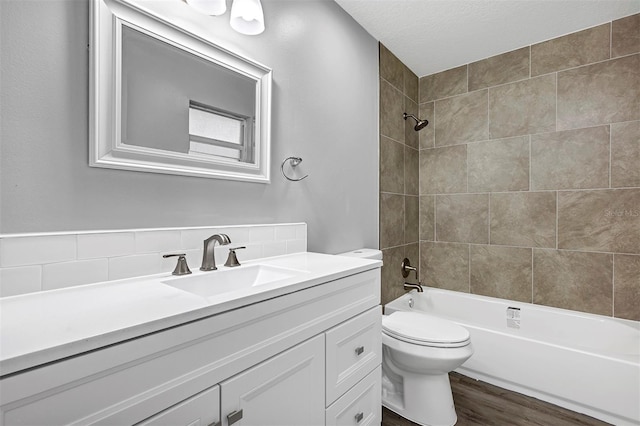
[612,254,615,317]
[433,98,437,149]
[609,124,612,188]
[556,191,560,250]
[416,240,639,257]
[434,195,438,242]
[486,88,491,146]
[403,191,406,248]
[466,143,469,193]
[610,21,613,59]
[555,72,558,131]
[468,243,471,293]
[529,134,532,191]
[531,249,534,303]
[466,64,469,93]
[488,193,491,244]
[417,194,422,246]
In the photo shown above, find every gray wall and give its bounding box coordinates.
[0,0,380,254]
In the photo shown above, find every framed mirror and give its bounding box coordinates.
[90,0,272,182]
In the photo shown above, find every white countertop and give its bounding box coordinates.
[0,252,381,376]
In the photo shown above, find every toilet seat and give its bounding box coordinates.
[382,311,470,348]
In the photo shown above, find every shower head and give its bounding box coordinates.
[403,112,429,131]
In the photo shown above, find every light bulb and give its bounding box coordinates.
[230,0,265,35]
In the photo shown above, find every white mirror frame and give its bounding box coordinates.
[90,0,272,183]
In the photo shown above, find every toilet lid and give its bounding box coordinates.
[382,311,470,346]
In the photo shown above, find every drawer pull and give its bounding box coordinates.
[355,412,364,423]
[227,409,243,425]
[355,346,364,356]
[207,422,221,426]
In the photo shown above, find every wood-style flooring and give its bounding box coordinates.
[381,372,610,426]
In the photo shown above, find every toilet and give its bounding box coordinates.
[381,311,473,426]
[337,249,473,426]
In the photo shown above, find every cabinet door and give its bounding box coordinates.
[326,367,381,426]
[137,385,220,426]
[220,335,324,426]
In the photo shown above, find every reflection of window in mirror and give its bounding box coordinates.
[188,101,255,163]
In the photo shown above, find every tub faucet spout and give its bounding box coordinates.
[404,282,423,293]
[200,234,231,271]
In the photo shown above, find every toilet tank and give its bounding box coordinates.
[337,248,383,261]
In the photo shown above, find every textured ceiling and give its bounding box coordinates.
[334,0,640,77]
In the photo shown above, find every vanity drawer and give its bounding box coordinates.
[325,366,381,426]
[136,385,219,426]
[325,306,381,405]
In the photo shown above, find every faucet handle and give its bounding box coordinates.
[224,246,246,267]
[401,258,418,279]
[163,253,192,276]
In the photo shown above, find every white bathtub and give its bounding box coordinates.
[384,288,640,426]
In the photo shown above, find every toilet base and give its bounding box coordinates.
[382,368,457,426]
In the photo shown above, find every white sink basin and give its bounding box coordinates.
[162,265,302,299]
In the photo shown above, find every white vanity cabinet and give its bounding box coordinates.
[0,268,381,426]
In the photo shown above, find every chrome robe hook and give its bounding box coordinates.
[281,156,308,181]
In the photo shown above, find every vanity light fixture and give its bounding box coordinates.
[186,0,265,35]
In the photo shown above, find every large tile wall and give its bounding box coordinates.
[379,45,421,305]
[0,223,307,297]
[417,13,639,321]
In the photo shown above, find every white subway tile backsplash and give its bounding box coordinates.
[136,230,181,254]
[43,259,109,291]
[78,233,135,259]
[250,226,276,242]
[295,224,307,240]
[262,241,287,258]
[275,225,297,241]
[286,239,307,254]
[0,266,42,297]
[0,235,76,267]
[239,243,263,261]
[109,254,162,281]
[0,223,306,297]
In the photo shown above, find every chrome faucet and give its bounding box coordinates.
[404,282,424,293]
[401,258,423,292]
[200,234,231,271]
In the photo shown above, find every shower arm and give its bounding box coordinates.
[403,112,429,131]
[403,113,419,122]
